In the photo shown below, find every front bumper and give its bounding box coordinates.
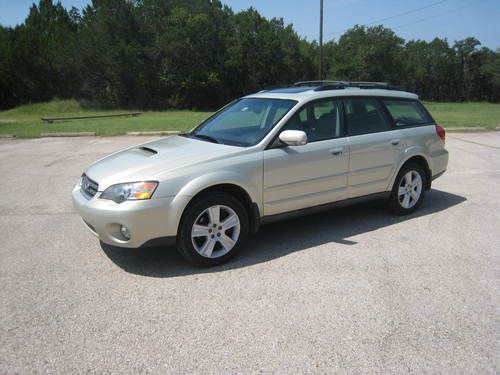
[72,185,178,248]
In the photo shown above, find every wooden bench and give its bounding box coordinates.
[41,112,141,123]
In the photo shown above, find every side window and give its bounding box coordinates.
[298,108,307,122]
[281,99,342,142]
[382,100,432,126]
[343,98,391,136]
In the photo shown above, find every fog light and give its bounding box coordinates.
[120,225,131,240]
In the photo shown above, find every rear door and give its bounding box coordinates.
[344,97,403,198]
[263,98,349,216]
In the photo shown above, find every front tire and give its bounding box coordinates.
[389,162,427,215]
[176,192,249,266]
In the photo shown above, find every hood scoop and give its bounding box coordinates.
[131,146,158,156]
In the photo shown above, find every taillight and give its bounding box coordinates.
[435,124,445,141]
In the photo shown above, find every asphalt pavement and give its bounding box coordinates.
[0,133,499,373]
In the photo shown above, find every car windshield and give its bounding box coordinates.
[189,98,297,147]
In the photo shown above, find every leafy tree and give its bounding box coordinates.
[76,0,147,108]
[481,49,500,101]
[327,25,405,84]
[0,1,498,110]
[0,0,79,109]
[0,26,17,108]
[402,38,461,101]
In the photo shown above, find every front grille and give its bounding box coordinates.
[81,174,99,197]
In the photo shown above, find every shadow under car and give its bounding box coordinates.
[100,189,466,277]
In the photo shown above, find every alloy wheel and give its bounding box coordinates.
[191,205,241,258]
[398,170,423,209]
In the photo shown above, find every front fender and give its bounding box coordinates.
[164,171,261,238]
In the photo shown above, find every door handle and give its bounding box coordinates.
[390,139,401,146]
[330,147,344,156]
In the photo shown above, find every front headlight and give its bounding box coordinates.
[100,181,158,203]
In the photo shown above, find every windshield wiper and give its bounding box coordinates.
[191,133,220,144]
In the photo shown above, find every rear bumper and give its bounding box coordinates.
[432,170,446,181]
[72,185,178,248]
[431,149,449,179]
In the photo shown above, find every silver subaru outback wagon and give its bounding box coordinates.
[72,81,449,266]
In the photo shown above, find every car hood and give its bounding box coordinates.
[85,135,242,190]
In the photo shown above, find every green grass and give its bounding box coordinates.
[424,102,500,130]
[0,99,498,138]
[0,99,212,138]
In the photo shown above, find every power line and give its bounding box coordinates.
[363,0,450,27]
[325,0,450,38]
[319,0,324,80]
[390,0,487,30]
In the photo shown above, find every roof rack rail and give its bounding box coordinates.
[256,80,405,93]
[349,81,389,87]
[257,84,292,93]
[294,80,348,87]
[314,81,405,91]
[313,83,348,91]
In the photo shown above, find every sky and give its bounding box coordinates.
[0,0,499,49]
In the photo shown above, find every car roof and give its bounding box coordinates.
[245,86,419,102]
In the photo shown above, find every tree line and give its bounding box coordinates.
[0,0,499,111]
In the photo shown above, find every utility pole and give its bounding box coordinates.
[319,0,324,80]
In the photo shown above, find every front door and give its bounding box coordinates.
[263,98,349,216]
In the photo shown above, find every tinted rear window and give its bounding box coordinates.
[343,98,391,136]
[383,100,433,126]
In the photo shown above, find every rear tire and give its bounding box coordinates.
[389,162,427,215]
[176,192,249,266]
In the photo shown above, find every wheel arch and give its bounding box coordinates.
[392,154,432,190]
[186,183,260,233]
[172,176,261,237]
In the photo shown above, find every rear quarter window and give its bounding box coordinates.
[383,99,433,126]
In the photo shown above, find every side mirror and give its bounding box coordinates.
[279,130,307,146]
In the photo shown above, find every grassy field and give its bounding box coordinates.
[424,102,500,130]
[0,100,212,138]
[0,99,498,138]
